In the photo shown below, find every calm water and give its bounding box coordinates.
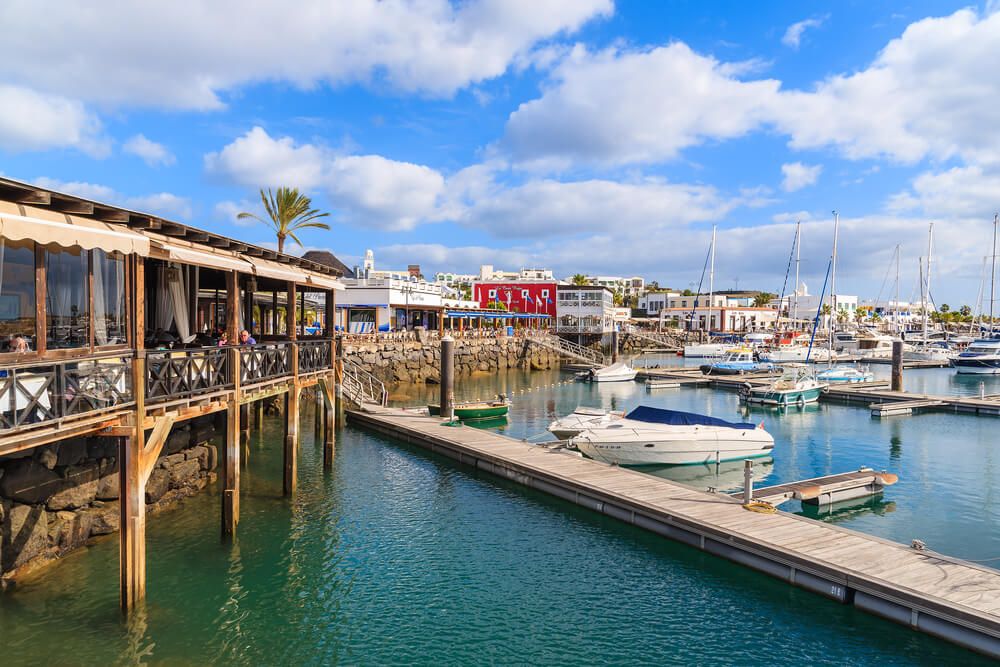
[2,362,998,665]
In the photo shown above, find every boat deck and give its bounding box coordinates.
[349,405,1000,658]
[731,468,893,505]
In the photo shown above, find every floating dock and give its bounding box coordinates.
[731,468,898,506]
[349,405,1000,659]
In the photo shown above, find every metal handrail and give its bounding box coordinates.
[340,358,388,407]
[524,330,605,366]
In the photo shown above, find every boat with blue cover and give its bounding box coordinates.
[699,348,776,375]
[569,405,774,465]
[952,339,1000,374]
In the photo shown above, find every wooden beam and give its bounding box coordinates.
[230,242,249,253]
[245,246,264,257]
[222,347,240,537]
[95,208,129,223]
[287,281,297,341]
[225,270,239,344]
[161,223,188,237]
[185,231,210,242]
[51,198,94,215]
[17,190,51,205]
[209,237,233,249]
[126,215,156,230]
[34,245,46,356]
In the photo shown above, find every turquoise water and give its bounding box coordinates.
[1,364,998,664]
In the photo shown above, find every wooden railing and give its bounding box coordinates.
[146,347,231,401]
[0,352,133,431]
[298,339,332,373]
[240,343,292,385]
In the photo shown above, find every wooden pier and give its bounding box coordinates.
[731,468,898,506]
[349,405,1000,659]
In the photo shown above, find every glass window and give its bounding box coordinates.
[489,289,497,298]
[45,246,90,349]
[0,238,36,350]
[93,249,126,346]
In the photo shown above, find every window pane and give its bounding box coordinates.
[0,238,36,350]
[45,247,90,349]
[93,249,126,346]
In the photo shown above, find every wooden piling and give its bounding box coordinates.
[891,340,903,392]
[440,335,455,419]
[314,387,323,442]
[222,348,240,537]
[255,399,264,428]
[318,377,336,468]
[284,387,299,495]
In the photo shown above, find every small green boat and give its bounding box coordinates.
[427,401,509,420]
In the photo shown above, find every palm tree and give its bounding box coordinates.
[753,292,771,307]
[238,187,330,254]
[571,274,588,286]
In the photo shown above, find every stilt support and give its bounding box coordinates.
[119,412,175,614]
[284,387,299,496]
[318,377,336,468]
[222,401,240,537]
[255,398,264,427]
[314,388,323,442]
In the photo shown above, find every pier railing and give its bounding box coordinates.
[240,343,292,385]
[298,339,333,373]
[0,352,134,431]
[147,347,231,401]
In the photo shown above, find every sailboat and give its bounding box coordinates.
[954,214,1000,374]
[906,224,953,363]
[683,226,734,357]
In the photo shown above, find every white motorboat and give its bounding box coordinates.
[741,364,827,406]
[904,340,954,363]
[582,361,638,382]
[547,407,624,440]
[683,342,734,358]
[855,334,907,359]
[952,339,1000,374]
[760,344,809,363]
[816,365,874,383]
[570,406,774,465]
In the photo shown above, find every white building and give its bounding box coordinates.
[556,285,616,334]
[658,307,779,332]
[637,291,679,315]
[359,249,420,280]
[337,276,445,333]
[570,275,645,299]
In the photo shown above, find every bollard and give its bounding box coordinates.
[743,459,753,503]
[441,335,455,420]
[891,340,903,392]
[981,381,986,400]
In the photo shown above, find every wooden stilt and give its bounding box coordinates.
[240,403,251,440]
[314,387,323,442]
[222,399,240,537]
[284,387,299,496]
[318,377,336,468]
[118,357,175,613]
[255,398,264,428]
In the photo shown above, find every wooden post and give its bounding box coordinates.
[222,347,240,537]
[225,270,239,344]
[287,282,297,341]
[318,377,336,468]
[325,288,335,338]
[891,340,904,392]
[255,398,264,427]
[441,335,455,420]
[240,404,251,442]
[34,245,47,356]
[272,291,279,335]
[284,386,299,496]
[314,387,323,442]
[334,336,345,427]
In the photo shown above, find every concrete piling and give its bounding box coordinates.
[441,335,455,420]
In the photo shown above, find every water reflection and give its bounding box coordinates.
[797,496,898,523]
[642,458,774,493]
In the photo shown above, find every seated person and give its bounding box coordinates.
[9,336,29,353]
[217,332,229,346]
[239,330,256,345]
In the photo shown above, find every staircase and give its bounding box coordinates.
[626,329,683,348]
[524,331,605,366]
[340,358,388,408]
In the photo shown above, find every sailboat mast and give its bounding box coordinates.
[829,211,838,362]
[973,255,987,335]
[923,223,933,341]
[895,244,901,335]
[793,220,801,328]
[708,225,716,337]
[992,213,998,334]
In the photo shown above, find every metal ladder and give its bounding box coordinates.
[524,331,606,366]
[340,358,388,408]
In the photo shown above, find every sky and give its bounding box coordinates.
[1,1,1000,308]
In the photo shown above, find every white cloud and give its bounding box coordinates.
[205,127,445,231]
[214,199,261,227]
[0,1,610,110]
[780,162,822,191]
[32,177,191,220]
[122,134,175,167]
[781,16,828,49]
[887,166,1000,218]
[204,126,326,189]
[502,43,780,168]
[501,9,1000,168]
[0,86,108,156]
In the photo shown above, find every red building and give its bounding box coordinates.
[473,281,557,317]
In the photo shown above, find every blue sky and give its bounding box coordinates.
[1,1,999,307]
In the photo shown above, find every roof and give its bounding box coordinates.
[302,250,351,276]
[0,176,342,278]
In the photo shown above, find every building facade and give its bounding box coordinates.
[472,281,557,317]
[659,306,779,332]
[556,285,616,334]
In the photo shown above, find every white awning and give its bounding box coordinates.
[0,202,150,256]
[243,256,308,283]
[305,273,344,291]
[152,240,252,272]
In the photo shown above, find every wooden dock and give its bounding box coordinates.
[823,384,1000,417]
[349,405,1000,659]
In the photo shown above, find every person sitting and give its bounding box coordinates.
[217,332,229,346]
[239,330,256,345]
[9,336,29,353]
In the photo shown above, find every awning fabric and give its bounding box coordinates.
[305,272,345,291]
[0,202,150,256]
[243,256,307,283]
[152,240,252,272]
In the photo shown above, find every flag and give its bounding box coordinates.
[546,298,552,304]
[525,294,533,303]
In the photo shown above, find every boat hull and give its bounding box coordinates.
[572,428,774,466]
[683,344,731,358]
[953,360,1000,374]
[427,404,510,419]
[747,385,825,405]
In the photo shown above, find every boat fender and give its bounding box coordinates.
[875,472,899,485]
[796,393,806,407]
